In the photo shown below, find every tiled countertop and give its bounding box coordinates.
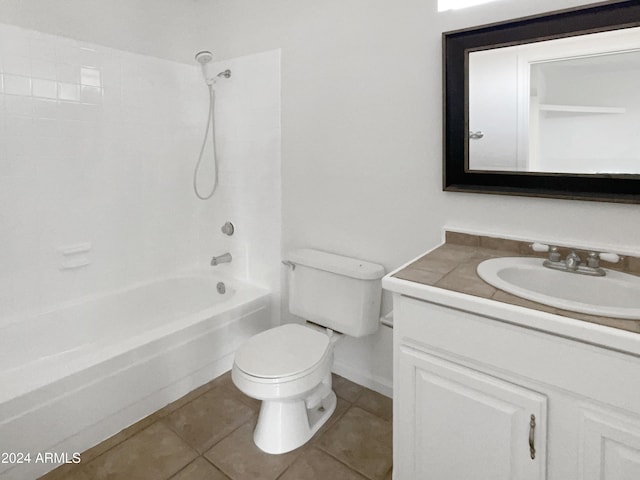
[392,232,640,335]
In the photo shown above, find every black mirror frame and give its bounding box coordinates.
[443,0,640,204]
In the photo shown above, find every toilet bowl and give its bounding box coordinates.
[231,248,385,454]
[232,323,338,454]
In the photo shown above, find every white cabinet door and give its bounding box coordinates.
[581,409,640,480]
[397,346,547,480]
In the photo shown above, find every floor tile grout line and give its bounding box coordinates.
[165,454,228,480]
[165,458,194,480]
[207,415,313,480]
[350,403,393,424]
[307,400,354,448]
[200,415,259,468]
[162,410,259,457]
[204,448,238,480]
[38,374,388,480]
[271,446,315,480]
[156,453,201,480]
[274,445,371,480]
[158,380,260,453]
[205,408,352,480]
[48,422,150,479]
[312,405,392,480]
[46,379,225,478]
[200,453,233,479]
[220,383,261,410]
[71,418,156,472]
[157,380,228,419]
[64,422,201,480]
[157,415,215,455]
[312,443,378,480]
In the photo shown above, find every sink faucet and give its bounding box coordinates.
[565,251,581,271]
[536,243,618,277]
[211,252,232,266]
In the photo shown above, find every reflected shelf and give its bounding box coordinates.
[538,104,626,114]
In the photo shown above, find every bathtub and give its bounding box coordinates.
[0,273,271,480]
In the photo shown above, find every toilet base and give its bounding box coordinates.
[253,381,337,454]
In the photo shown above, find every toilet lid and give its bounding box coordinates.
[234,324,330,379]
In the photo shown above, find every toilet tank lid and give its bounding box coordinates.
[287,249,385,280]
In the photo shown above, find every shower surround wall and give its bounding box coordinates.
[197,49,282,323]
[0,22,281,324]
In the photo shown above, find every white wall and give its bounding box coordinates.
[3,0,638,395]
[0,20,281,326]
[0,22,203,318]
[202,50,282,324]
[196,0,640,395]
[0,0,201,62]
[431,0,640,254]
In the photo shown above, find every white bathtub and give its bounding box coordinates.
[0,273,271,480]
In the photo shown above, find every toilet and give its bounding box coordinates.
[231,248,385,454]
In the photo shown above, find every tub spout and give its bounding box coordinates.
[211,252,232,266]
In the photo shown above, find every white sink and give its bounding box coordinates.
[477,257,640,320]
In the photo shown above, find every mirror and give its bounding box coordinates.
[443,0,640,203]
[469,27,640,174]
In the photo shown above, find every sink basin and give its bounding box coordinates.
[477,257,640,320]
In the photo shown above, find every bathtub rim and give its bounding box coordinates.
[0,268,262,330]
[0,270,270,407]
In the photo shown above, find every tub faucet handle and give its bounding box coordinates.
[221,222,235,236]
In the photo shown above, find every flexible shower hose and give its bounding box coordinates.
[193,83,218,200]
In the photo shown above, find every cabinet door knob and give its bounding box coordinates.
[529,414,536,460]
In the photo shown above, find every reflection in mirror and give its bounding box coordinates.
[468,27,640,174]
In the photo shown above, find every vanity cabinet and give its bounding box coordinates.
[398,346,547,479]
[392,294,640,480]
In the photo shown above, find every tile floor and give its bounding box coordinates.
[39,373,393,480]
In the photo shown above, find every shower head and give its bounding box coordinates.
[195,50,215,85]
[195,50,214,65]
[195,50,231,86]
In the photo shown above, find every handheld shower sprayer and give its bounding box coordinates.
[195,50,215,85]
[192,50,232,200]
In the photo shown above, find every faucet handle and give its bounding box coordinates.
[586,251,621,267]
[547,246,560,262]
[586,252,600,268]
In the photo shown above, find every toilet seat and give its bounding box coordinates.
[234,323,331,382]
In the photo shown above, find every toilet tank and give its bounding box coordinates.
[286,249,385,337]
